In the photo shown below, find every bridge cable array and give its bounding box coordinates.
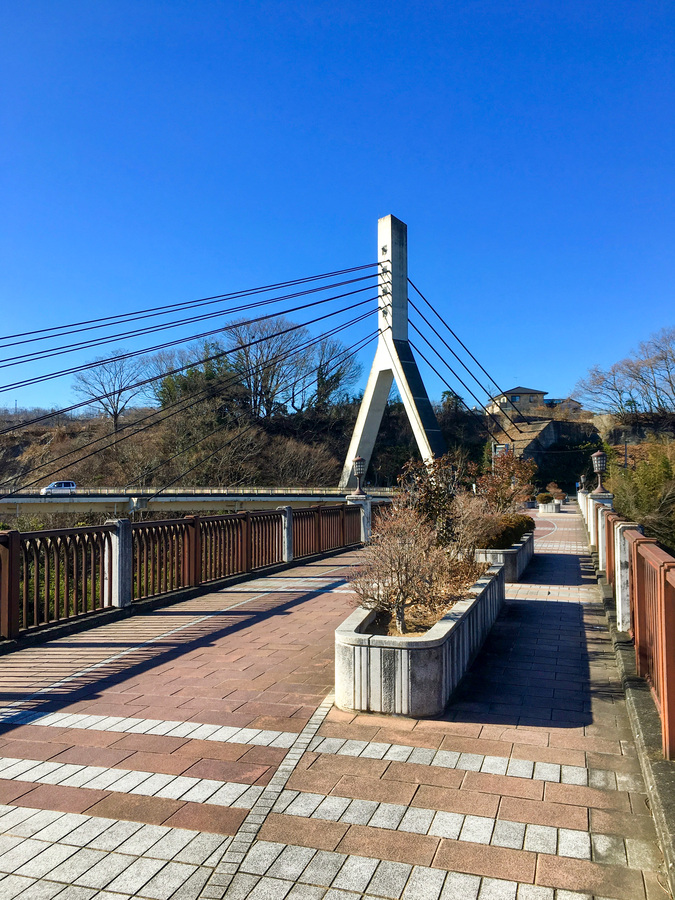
[0,310,378,498]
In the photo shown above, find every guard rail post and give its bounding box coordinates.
[0,530,20,639]
[277,506,293,563]
[243,511,252,572]
[185,516,202,587]
[104,519,132,607]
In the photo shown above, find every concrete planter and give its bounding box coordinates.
[538,502,561,514]
[335,565,505,717]
[475,531,534,582]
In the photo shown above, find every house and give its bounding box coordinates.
[486,387,582,417]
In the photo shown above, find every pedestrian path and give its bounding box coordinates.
[0,509,669,900]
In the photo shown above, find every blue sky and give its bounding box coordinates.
[1,1,673,412]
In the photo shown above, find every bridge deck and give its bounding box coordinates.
[0,509,666,900]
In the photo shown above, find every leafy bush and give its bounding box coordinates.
[485,514,535,550]
[609,442,675,554]
[536,492,554,504]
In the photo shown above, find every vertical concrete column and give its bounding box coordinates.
[589,495,613,549]
[348,499,372,543]
[105,519,132,608]
[598,507,611,573]
[277,506,293,563]
[577,490,589,525]
[615,522,642,632]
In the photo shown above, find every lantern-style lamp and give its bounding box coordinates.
[591,450,608,494]
[352,456,367,497]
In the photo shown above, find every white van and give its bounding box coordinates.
[40,481,77,496]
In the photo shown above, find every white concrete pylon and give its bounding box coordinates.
[339,215,446,490]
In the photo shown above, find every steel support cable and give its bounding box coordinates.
[408,299,524,436]
[0,312,378,497]
[0,274,379,367]
[0,288,377,393]
[408,278,531,426]
[1,312,375,492]
[1,263,379,346]
[408,337,517,444]
[0,298,379,435]
[141,330,381,499]
[408,321,517,440]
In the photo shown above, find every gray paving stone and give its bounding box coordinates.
[532,763,560,783]
[588,769,617,791]
[400,865,446,900]
[491,820,525,850]
[557,829,591,860]
[480,756,508,775]
[625,837,663,869]
[218,872,259,899]
[407,748,436,765]
[175,834,227,866]
[59,818,114,848]
[103,856,166,894]
[615,772,645,792]
[340,800,378,826]
[460,815,495,844]
[431,750,460,769]
[299,851,347,887]
[87,820,142,851]
[286,794,326,818]
[368,804,406,830]
[267,846,317,881]
[516,886,554,900]
[246,876,294,899]
[478,878,517,900]
[53,885,98,900]
[147,828,199,860]
[332,855,378,893]
[555,892,592,900]
[286,884,326,899]
[339,741,368,756]
[440,872,480,899]
[116,824,170,856]
[40,847,106,884]
[0,875,36,900]
[384,745,414,762]
[0,840,48,875]
[318,739,347,755]
[367,860,412,899]
[240,841,286,876]
[138,861,198,899]
[10,811,64,838]
[506,759,534,779]
[560,766,587,786]
[457,753,484,772]
[523,824,557,854]
[591,833,627,867]
[313,797,351,822]
[30,815,89,844]
[428,811,464,840]
[74,852,137,889]
[398,807,434,834]
[360,743,390,760]
[12,878,65,900]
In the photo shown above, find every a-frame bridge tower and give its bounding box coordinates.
[339,215,446,490]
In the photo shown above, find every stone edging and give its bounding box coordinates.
[475,531,534,582]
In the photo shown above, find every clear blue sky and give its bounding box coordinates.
[1,1,673,411]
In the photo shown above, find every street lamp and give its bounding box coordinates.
[351,456,366,497]
[591,450,608,494]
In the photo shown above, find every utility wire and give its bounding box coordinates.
[408,278,531,426]
[408,299,524,436]
[1,263,379,347]
[0,288,376,393]
[0,312,377,497]
[0,298,377,435]
[0,274,378,368]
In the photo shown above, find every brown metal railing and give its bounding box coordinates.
[603,514,675,759]
[132,518,191,601]
[1,502,366,639]
[0,525,114,635]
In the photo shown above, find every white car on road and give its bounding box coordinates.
[40,481,77,496]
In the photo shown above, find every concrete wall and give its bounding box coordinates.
[475,532,534,583]
[335,565,505,717]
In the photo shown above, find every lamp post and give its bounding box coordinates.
[591,450,608,494]
[350,456,367,498]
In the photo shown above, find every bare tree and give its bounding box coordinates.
[72,349,147,432]
[576,327,675,416]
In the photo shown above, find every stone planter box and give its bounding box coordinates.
[335,565,505,717]
[475,531,534,582]
[538,501,561,514]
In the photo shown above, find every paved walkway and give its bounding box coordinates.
[0,508,669,900]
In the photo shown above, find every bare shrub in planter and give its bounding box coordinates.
[536,492,554,505]
[350,505,453,635]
